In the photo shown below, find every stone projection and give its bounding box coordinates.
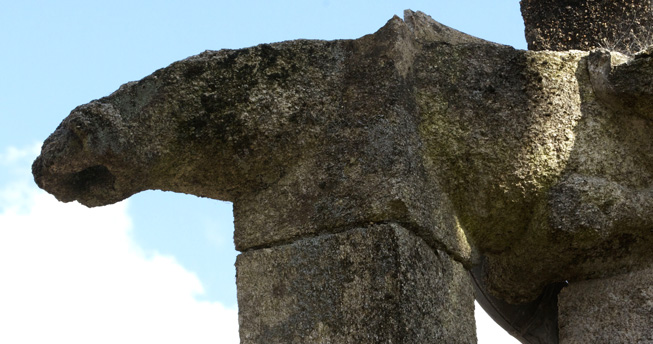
[33,2,652,344]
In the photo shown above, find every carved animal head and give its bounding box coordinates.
[33,42,348,206]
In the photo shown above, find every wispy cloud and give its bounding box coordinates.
[0,143,43,213]
[0,145,239,344]
[0,142,41,166]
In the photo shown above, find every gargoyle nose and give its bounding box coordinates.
[32,104,139,207]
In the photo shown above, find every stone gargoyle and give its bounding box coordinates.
[32,9,653,344]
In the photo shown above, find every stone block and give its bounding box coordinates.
[558,265,653,343]
[236,223,476,343]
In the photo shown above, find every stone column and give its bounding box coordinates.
[558,265,653,343]
[235,223,476,343]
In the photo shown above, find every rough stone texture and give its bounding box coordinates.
[32,11,476,263]
[32,8,653,344]
[230,14,471,262]
[416,42,653,304]
[482,48,653,304]
[236,223,476,343]
[588,47,653,119]
[558,265,653,343]
[521,0,653,54]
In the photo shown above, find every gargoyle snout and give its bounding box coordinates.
[32,102,140,207]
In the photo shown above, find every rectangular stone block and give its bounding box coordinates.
[558,265,653,343]
[236,223,476,343]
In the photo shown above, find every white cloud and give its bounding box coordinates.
[0,146,239,344]
[0,143,41,166]
[475,301,520,343]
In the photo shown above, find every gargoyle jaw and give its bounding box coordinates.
[32,158,129,207]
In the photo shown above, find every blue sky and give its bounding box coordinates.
[1,1,525,342]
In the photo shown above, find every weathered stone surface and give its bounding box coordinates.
[415,42,653,304]
[417,47,586,257]
[521,0,653,54]
[481,49,653,303]
[31,8,653,343]
[32,11,476,264]
[236,223,476,343]
[230,13,467,260]
[588,48,653,119]
[558,265,653,343]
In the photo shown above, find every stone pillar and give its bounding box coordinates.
[236,223,477,343]
[558,265,653,343]
[521,0,653,54]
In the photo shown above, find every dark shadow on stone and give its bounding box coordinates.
[471,260,567,344]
